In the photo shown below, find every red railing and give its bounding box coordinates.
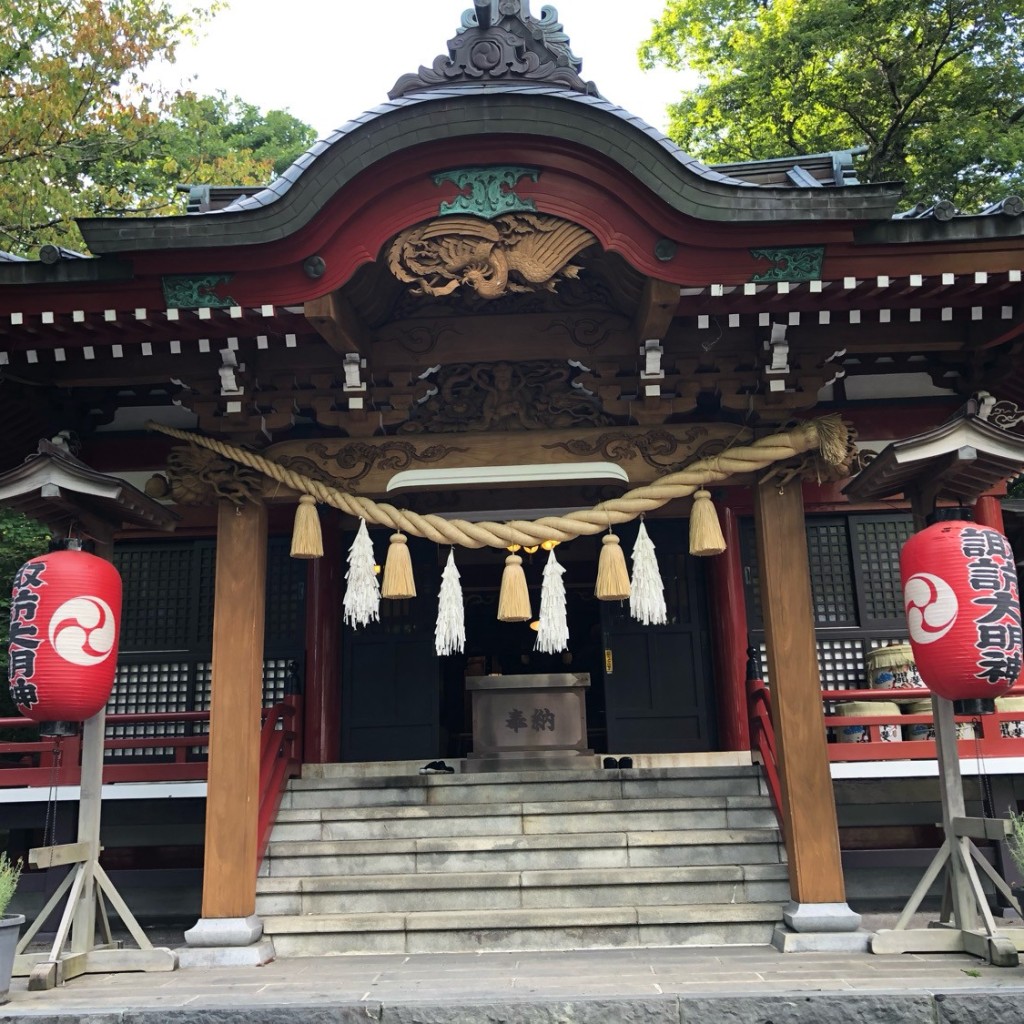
[0,700,302,802]
[746,675,783,819]
[815,685,1024,761]
[257,696,302,866]
[746,672,1024,812]
[0,711,212,788]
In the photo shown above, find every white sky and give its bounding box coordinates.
[157,0,693,138]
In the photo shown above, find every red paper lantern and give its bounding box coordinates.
[7,550,122,722]
[900,522,1022,702]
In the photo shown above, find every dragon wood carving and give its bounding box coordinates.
[402,360,613,433]
[388,214,596,301]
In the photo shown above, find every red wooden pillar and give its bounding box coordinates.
[707,502,751,751]
[303,510,341,764]
[973,494,1006,534]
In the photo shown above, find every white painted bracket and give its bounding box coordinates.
[640,339,664,380]
[763,323,790,392]
[343,353,367,392]
[218,349,244,396]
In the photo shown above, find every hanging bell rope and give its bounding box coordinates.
[146,416,855,552]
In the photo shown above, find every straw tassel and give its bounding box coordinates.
[381,532,416,599]
[689,489,726,556]
[630,521,667,626]
[343,519,380,628]
[595,533,630,601]
[290,495,323,559]
[435,549,465,656]
[497,553,532,622]
[815,414,849,465]
[535,548,569,654]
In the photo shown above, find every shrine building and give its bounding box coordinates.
[2,0,1024,958]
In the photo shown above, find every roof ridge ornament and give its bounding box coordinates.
[389,0,599,100]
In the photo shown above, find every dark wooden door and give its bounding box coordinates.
[341,534,440,762]
[600,520,716,753]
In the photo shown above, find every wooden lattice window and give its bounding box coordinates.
[852,515,914,627]
[743,512,914,690]
[806,520,857,626]
[106,661,192,758]
[115,542,212,652]
[106,538,305,760]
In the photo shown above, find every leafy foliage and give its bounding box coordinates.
[640,0,1024,208]
[88,90,317,215]
[0,851,22,915]
[0,1,316,255]
[0,510,50,724]
[1008,806,1024,876]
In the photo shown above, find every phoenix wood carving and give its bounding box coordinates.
[388,214,596,301]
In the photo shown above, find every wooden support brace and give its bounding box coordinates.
[634,277,679,342]
[305,290,370,356]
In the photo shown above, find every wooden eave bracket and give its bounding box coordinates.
[634,277,679,343]
[304,290,370,356]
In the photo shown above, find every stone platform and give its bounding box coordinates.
[5,936,1024,1023]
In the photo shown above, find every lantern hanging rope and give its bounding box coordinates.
[146,416,855,551]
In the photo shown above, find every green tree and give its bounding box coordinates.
[641,0,1024,208]
[0,2,316,255]
[0,510,50,730]
[89,90,317,214]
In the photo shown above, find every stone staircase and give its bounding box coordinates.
[256,759,789,956]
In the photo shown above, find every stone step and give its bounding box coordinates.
[261,762,785,955]
[281,766,766,811]
[302,752,753,780]
[263,902,786,956]
[269,795,777,842]
[255,863,791,915]
[262,828,784,877]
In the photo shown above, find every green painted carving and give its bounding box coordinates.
[749,246,825,283]
[434,166,539,219]
[161,273,237,308]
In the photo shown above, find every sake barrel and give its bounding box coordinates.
[903,697,976,742]
[995,696,1024,739]
[832,701,902,744]
[866,643,925,704]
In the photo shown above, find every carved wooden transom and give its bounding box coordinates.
[400,360,615,433]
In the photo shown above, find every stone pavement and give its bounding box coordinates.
[6,933,1024,1023]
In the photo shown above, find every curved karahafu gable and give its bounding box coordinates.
[76,1,903,264]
